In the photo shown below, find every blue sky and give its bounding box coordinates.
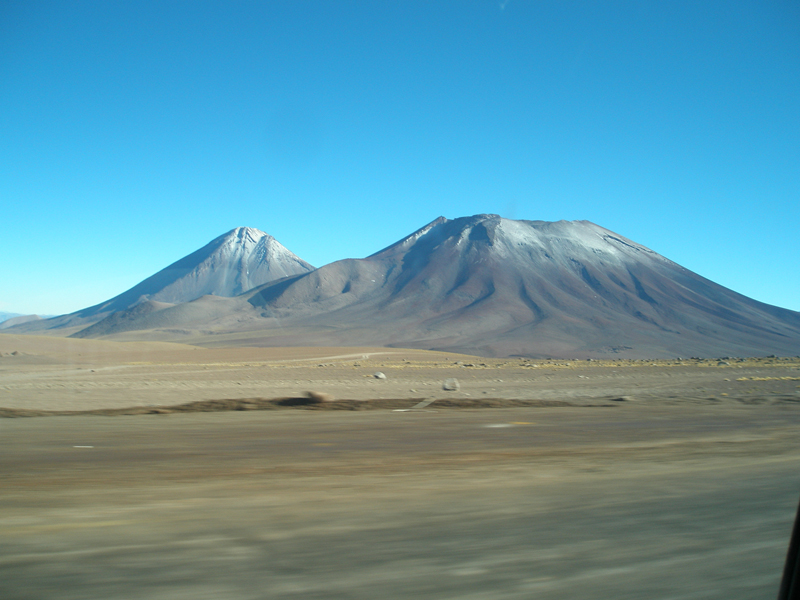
[1,0,798,316]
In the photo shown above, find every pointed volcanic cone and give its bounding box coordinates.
[12,227,315,333]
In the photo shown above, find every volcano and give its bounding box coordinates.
[11,227,314,333]
[61,215,800,358]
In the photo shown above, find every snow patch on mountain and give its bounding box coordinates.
[18,226,316,329]
[141,227,315,304]
[492,217,668,267]
[369,217,449,258]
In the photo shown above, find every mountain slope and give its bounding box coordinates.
[103,227,315,307]
[0,314,42,330]
[71,214,800,358]
[0,312,24,324]
[239,214,800,357]
[9,227,314,332]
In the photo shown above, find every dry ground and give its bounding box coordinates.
[1,335,800,599]
[2,334,800,412]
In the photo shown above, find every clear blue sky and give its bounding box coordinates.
[1,0,798,316]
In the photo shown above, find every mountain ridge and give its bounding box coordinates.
[51,214,800,358]
[8,227,314,333]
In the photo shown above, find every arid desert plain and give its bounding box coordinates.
[2,334,800,599]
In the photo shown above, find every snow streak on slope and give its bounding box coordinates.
[147,227,315,303]
[16,214,800,358]
[8,227,315,332]
[94,226,315,311]
[239,214,800,357]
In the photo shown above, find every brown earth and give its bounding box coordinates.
[1,334,800,599]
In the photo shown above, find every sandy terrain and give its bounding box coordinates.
[2,334,800,599]
[2,334,800,413]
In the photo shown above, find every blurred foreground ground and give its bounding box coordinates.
[1,336,799,599]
